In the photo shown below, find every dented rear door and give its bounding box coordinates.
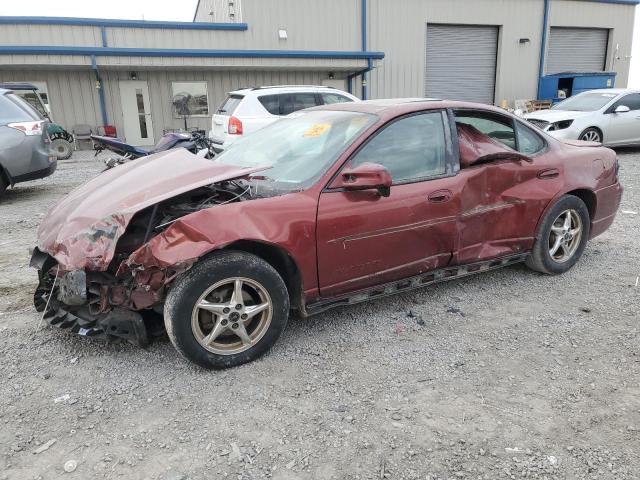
[453,114,560,263]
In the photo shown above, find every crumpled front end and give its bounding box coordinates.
[32,148,271,345]
[31,247,154,345]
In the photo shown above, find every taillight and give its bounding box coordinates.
[8,120,44,136]
[228,116,243,135]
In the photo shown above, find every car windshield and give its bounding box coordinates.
[552,92,618,112]
[215,110,377,190]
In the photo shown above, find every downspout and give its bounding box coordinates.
[91,55,109,126]
[537,0,551,99]
[361,0,371,100]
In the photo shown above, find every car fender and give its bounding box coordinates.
[122,190,320,295]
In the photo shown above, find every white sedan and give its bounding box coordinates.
[524,88,640,146]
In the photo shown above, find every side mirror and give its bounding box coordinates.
[614,105,630,113]
[332,162,392,197]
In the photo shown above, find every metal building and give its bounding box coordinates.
[0,0,636,145]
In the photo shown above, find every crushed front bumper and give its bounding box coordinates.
[31,247,152,346]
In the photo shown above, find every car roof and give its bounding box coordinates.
[229,85,349,96]
[578,88,639,95]
[0,82,37,91]
[308,98,513,119]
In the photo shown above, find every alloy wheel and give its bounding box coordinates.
[548,209,583,263]
[580,130,601,142]
[191,277,273,355]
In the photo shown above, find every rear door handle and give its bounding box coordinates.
[428,189,452,203]
[537,168,559,179]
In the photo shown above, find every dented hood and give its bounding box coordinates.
[37,148,267,271]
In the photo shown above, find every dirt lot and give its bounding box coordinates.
[1,150,639,480]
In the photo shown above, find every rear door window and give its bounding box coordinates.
[0,93,41,124]
[321,93,353,104]
[216,94,243,115]
[456,114,516,150]
[279,93,321,116]
[293,93,319,111]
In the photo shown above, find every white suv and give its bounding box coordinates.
[209,85,359,152]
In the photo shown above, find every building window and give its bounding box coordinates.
[171,81,209,117]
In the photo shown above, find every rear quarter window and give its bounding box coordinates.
[216,94,243,115]
[515,122,546,155]
[257,94,280,115]
[0,93,41,124]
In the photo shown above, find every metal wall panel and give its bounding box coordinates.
[0,69,323,143]
[367,0,545,103]
[0,24,100,47]
[0,69,102,132]
[110,0,358,51]
[549,0,634,82]
[425,24,498,104]
[366,0,634,103]
[546,27,609,73]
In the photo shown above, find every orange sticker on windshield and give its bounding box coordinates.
[303,123,331,137]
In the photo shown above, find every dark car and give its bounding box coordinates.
[31,99,622,368]
[0,88,55,195]
[0,82,74,160]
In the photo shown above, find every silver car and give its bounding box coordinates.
[524,88,640,146]
[0,87,56,195]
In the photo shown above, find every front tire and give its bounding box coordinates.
[526,195,590,275]
[579,127,602,143]
[164,251,290,369]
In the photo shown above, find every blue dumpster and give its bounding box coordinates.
[538,72,616,104]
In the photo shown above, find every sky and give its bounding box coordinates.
[1,0,640,88]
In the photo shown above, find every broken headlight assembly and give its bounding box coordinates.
[546,119,574,131]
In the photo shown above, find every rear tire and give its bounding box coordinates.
[164,250,290,369]
[51,139,73,160]
[526,195,590,275]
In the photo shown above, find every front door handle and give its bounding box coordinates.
[428,189,452,203]
[537,168,559,179]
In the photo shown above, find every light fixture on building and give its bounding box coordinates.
[519,38,531,44]
[129,71,138,80]
[278,29,288,40]
[95,80,101,90]
[328,72,335,79]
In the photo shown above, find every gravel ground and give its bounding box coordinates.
[1,150,639,480]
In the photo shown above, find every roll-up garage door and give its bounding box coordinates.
[546,27,609,74]
[425,24,498,104]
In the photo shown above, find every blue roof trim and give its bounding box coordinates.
[0,16,248,30]
[0,45,385,60]
[585,0,640,3]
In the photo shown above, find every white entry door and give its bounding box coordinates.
[119,80,155,146]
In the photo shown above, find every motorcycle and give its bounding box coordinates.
[91,128,215,169]
[92,94,215,169]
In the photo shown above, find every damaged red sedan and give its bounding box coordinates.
[32,99,622,368]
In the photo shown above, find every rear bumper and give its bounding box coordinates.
[12,161,57,184]
[208,133,239,153]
